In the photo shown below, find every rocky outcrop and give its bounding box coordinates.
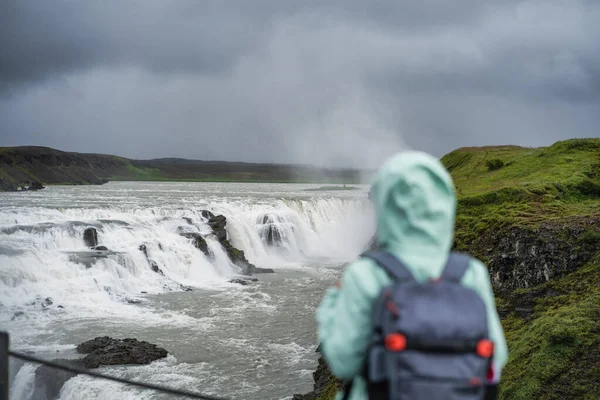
[181,232,210,257]
[83,228,98,248]
[293,348,346,400]
[228,277,258,285]
[201,210,274,275]
[204,212,227,242]
[76,336,168,369]
[14,180,46,191]
[28,181,45,190]
[30,337,168,398]
[463,217,600,291]
[138,244,164,275]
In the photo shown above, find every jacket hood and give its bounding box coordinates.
[369,150,456,256]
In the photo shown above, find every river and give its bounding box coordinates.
[0,182,374,400]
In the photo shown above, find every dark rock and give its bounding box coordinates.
[201,210,215,220]
[458,218,600,290]
[83,228,98,248]
[228,278,258,285]
[29,181,45,191]
[13,180,45,191]
[150,261,164,275]
[141,291,148,294]
[126,298,142,304]
[138,244,148,257]
[92,245,109,251]
[76,336,168,369]
[200,211,275,275]
[182,217,194,225]
[181,285,193,292]
[58,305,64,309]
[206,213,227,241]
[33,359,82,400]
[182,232,210,257]
[139,244,164,274]
[42,297,53,308]
[293,348,346,400]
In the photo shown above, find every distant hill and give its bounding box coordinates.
[0,146,370,191]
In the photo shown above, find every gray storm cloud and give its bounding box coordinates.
[0,0,598,167]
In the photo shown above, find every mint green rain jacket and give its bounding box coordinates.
[316,151,508,400]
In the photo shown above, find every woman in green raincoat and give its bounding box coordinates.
[316,151,508,399]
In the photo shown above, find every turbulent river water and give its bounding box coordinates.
[0,182,375,400]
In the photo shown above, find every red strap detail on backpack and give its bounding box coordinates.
[386,301,399,317]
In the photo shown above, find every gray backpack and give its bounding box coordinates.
[347,251,494,400]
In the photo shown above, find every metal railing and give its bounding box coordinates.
[1,331,231,400]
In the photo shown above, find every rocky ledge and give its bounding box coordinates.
[71,211,274,280]
[293,347,346,400]
[182,210,275,275]
[76,336,169,368]
[31,336,168,399]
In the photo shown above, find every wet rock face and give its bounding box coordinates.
[207,215,227,241]
[468,219,600,290]
[138,244,164,275]
[76,336,168,369]
[201,210,275,275]
[293,348,346,400]
[33,360,81,400]
[83,227,98,248]
[181,232,210,257]
[258,214,284,246]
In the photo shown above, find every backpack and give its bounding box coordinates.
[344,251,494,400]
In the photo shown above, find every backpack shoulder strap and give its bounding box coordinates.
[361,251,415,283]
[440,252,472,283]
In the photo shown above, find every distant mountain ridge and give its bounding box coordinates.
[0,146,369,191]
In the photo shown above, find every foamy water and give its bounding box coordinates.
[0,182,374,400]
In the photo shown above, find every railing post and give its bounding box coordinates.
[0,331,8,400]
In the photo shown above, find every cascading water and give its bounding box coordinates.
[0,181,375,400]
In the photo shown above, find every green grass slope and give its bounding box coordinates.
[447,138,600,399]
[443,138,600,248]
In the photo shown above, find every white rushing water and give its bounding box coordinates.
[0,182,375,400]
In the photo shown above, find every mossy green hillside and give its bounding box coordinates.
[443,138,600,248]
[499,254,600,400]
[442,138,600,198]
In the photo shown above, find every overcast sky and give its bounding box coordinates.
[1,0,598,168]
